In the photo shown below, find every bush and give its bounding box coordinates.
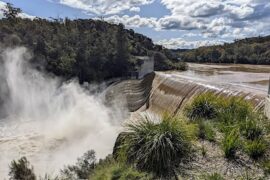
[198,120,216,142]
[222,129,240,159]
[9,157,36,180]
[185,93,218,120]
[60,150,96,179]
[116,114,197,178]
[90,159,152,180]
[244,139,267,159]
[218,96,252,124]
[240,118,264,140]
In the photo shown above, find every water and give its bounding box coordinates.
[165,63,270,96]
[0,47,126,177]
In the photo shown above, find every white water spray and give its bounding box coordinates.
[0,47,125,177]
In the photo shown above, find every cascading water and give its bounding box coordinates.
[0,47,126,177]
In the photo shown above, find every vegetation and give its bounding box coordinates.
[0,4,186,84]
[222,129,240,159]
[185,92,218,120]
[201,172,225,180]
[198,120,216,142]
[186,92,269,160]
[114,114,197,178]
[244,139,268,159]
[90,158,152,180]
[9,157,36,180]
[60,150,96,179]
[175,35,270,65]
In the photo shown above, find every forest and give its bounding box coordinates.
[0,3,186,83]
[175,36,270,65]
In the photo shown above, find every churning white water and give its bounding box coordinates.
[0,47,125,177]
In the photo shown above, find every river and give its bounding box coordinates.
[163,63,270,96]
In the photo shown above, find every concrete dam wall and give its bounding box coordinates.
[106,72,266,115]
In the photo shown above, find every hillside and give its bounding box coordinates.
[0,4,185,83]
[175,36,270,65]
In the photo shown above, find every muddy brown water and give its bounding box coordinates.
[164,63,270,96]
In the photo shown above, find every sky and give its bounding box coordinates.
[0,0,270,49]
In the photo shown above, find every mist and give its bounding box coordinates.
[0,47,126,177]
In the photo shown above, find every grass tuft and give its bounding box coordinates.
[244,139,268,159]
[115,113,197,178]
[222,129,240,159]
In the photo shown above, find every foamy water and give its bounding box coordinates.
[0,47,126,177]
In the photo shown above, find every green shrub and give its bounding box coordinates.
[201,172,224,180]
[240,118,264,140]
[9,157,36,180]
[198,120,216,142]
[117,114,197,178]
[60,150,96,179]
[218,96,252,124]
[185,93,219,120]
[222,129,240,159]
[244,139,267,159]
[90,161,151,180]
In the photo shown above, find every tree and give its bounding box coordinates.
[3,3,22,19]
[9,157,36,180]
[60,150,96,179]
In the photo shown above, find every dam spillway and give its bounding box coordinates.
[106,63,269,115]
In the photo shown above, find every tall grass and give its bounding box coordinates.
[222,129,240,159]
[89,160,151,180]
[115,114,197,178]
[244,139,268,159]
[185,92,219,120]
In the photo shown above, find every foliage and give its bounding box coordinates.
[175,35,270,65]
[244,139,268,159]
[9,157,36,180]
[185,93,219,120]
[0,4,186,83]
[60,150,96,179]
[3,3,22,19]
[222,129,240,159]
[240,118,264,140]
[90,159,152,180]
[115,114,197,178]
[198,120,216,142]
[201,172,225,180]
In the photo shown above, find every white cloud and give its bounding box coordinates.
[56,0,154,15]
[130,7,140,12]
[104,15,157,28]
[158,0,270,38]
[156,38,227,49]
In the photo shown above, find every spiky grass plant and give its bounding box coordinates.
[185,92,219,120]
[198,120,216,142]
[240,118,264,140]
[222,129,240,159]
[118,114,197,178]
[244,139,268,159]
[90,160,152,180]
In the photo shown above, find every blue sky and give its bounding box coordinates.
[1,0,270,49]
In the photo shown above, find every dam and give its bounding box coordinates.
[107,63,270,115]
